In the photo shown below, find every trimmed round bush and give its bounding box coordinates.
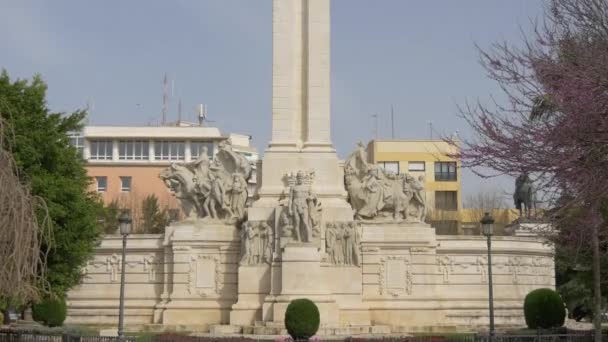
[524,288,566,329]
[284,298,320,341]
[32,297,67,327]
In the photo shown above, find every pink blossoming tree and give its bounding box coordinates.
[450,1,608,338]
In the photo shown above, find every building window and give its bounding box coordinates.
[408,161,425,172]
[89,140,113,160]
[378,161,399,174]
[190,141,214,159]
[434,162,457,181]
[67,132,84,156]
[154,141,185,161]
[119,140,149,160]
[96,176,107,192]
[435,191,458,210]
[120,176,132,192]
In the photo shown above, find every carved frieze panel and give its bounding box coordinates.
[379,256,412,297]
[106,254,121,282]
[508,256,522,284]
[476,256,488,283]
[240,221,274,266]
[188,254,221,297]
[143,254,159,282]
[325,221,361,267]
[436,255,454,283]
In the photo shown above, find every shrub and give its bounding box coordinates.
[32,296,67,327]
[523,288,566,329]
[284,298,320,341]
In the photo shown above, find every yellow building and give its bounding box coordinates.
[367,139,462,234]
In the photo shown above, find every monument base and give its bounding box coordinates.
[259,244,339,324]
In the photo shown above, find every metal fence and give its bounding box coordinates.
[0,330,605,342]
[477,335,603,342]
[0,331,134,342]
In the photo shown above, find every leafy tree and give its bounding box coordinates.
[0,117,51,323]
[141,194,169,234]
[450,1,608,338]
[0,70,101,297]
[98,200,121,234]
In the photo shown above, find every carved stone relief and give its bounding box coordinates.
[106,254,121,282]
[476,256,488,283]
[508,257,522,284]
[379,256,412,297]
[188,254,221,297]
[344,142,427,223]
[325,222,361,267]
[159,139,252,224]
[240,221,274,266]
[143,255,159,282]
[436,255,454,283]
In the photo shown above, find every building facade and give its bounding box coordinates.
[69,125,258,232]
[367,139,462,234]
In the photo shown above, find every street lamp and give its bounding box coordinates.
[481,212,495,340]
[117,212,132,339]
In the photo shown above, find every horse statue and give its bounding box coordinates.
[514,173,536,219]
[159,139,252,223]
[343,143,426,222]
[159,164,201,218]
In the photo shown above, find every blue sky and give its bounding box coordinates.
[0,0,544,201]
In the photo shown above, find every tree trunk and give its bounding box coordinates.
[591,223,602,342]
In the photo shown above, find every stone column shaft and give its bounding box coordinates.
[270,0,331,149]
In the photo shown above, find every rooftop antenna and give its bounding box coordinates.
[428,120,434,140]
[85,99,94,123]
[372,114,379,140]
[197,104,208,126]
[162,74,168,126]
[177,98,182,126]
[390,105,395,139]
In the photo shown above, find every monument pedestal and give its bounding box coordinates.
[264,244,339,324]
[159,222,240,327]
[505,220,553,237]
[229,265,271,325]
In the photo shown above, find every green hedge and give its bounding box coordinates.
[284,298,320,341]
[523,288,566,329]
[32,297,67,327]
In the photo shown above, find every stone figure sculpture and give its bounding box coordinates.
[325,222,361,266]
[514,172,536,219]
[159,139,252,223]
[228,173,248,221]
[410,175,427,221]
[279,170,322,243]
[344,143,428,223]
[240,221,274,265]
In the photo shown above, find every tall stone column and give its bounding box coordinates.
[232,0,355,327]
[269,0,331,150]
[255,0,349,209]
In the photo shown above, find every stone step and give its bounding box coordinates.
[212,324,393,336]
[209,325,242,335]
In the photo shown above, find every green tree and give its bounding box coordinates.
[99,200,121,234]
[141,194,168,234]
[0,70,101,297]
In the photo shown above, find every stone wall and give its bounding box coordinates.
[66,224,554,332]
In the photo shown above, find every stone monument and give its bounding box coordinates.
[65,0,556,334]
[231,0,355,326]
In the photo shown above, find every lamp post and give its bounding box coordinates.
[481,212,495,341]
[117,212,132,339]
